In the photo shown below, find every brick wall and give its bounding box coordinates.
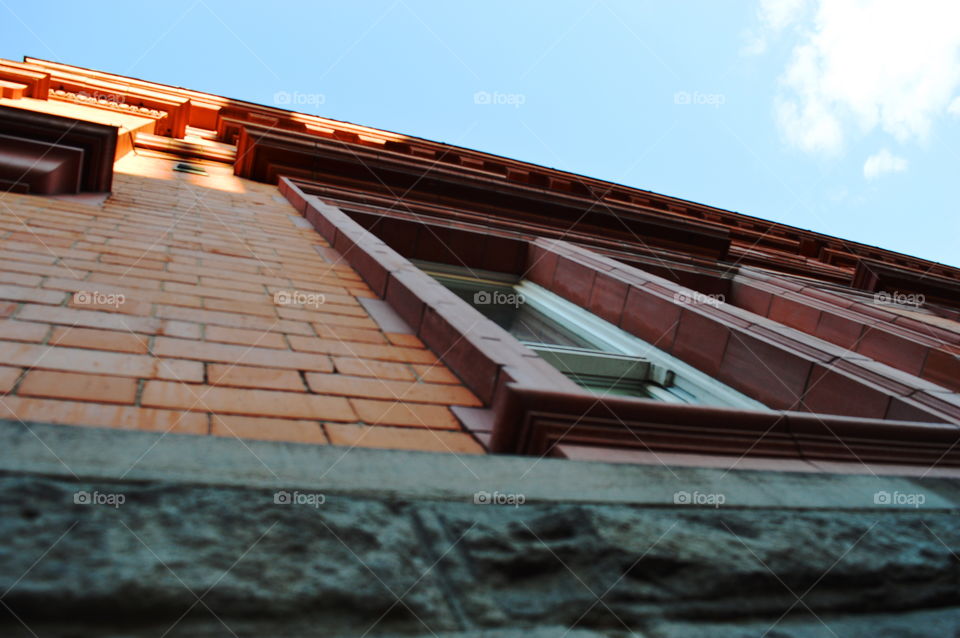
[0,153,484,454]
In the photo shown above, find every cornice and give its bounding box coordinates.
[2,56,957,290]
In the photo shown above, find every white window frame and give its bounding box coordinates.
[515,281,765,409]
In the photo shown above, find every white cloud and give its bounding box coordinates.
[760,0,809,32]
[768,0,960,154]
[743,0,809,55]
[863,148,908,179]
[950,96,960,116]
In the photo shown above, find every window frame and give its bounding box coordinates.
[280,177,960,470]
[418,260,764,410]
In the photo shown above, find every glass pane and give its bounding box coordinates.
[509,304,595,347]
[437,277,594,348]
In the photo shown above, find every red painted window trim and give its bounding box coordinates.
[279,177,960,473]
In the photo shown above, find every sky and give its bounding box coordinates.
[2,0,958,267]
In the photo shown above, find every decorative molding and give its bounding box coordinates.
[0,60,49,98]
[240,125,733,262]
[49,88,167,119]
[133,132,236,163]
[853,258,960,309]
[496,385,960,464]
[0,104,117,195]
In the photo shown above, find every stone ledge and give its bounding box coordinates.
[2,472,960,637]
[4,421,960,637]
[2,420,960,511]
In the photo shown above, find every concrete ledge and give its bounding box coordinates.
[3,420,960,511]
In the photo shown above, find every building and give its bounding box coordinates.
[2,57,960,637]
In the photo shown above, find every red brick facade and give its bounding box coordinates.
[0,152,483,454]
[1,57,959,472]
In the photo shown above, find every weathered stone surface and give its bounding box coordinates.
[450,505,960,626]
[1,476,460,636]
[3,474,960,637]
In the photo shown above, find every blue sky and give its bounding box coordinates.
[3,0,958,267]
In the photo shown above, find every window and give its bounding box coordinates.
[418,261,765,409]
